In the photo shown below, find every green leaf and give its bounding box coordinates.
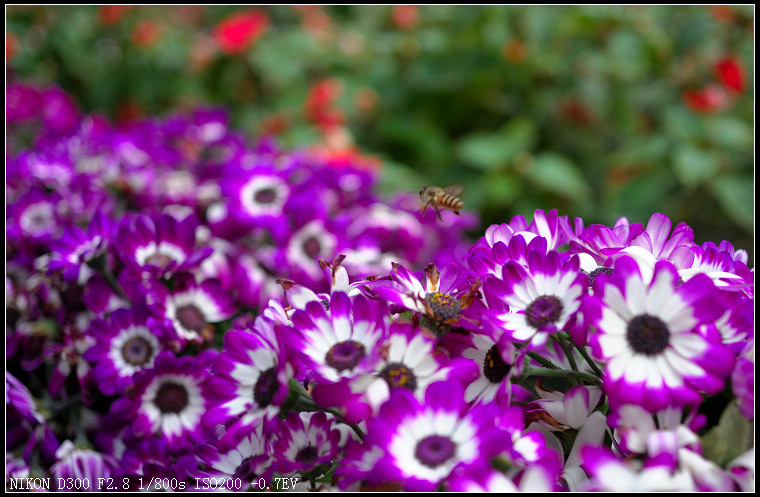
[456,118,536,171]
[478,173,522,210]
[703,115,754,152]
[701,400,754,467]
[527,152,592,202]
[664,107,703,142]
[376,160,426,199]
[672,144,719,188]
[710,174,755,233]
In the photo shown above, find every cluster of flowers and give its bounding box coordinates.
[7,85,754,492]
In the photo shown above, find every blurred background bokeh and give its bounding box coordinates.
[7,5,754,263]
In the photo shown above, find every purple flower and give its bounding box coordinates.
[583,256,735,412]
[285,292,387,387]
[51,441,115,491]
[609,404,704,458]
[448,462,557,492]
[375,262,480,336]
[731,340,754,420]
[47,212,112,284]
[115,213,213,279]
[7,187,63,246]
[580,445,695,491]
[7,83,43,123]
[203,323,292,447]
[193,421,274,490]
[285,220,340,283]
[112,350,218,446]
[221,162,291,239]
[483,248,587,348]
[442,331,529,406]
[155,275,236,344]
[83,307,174,396]
[572,213,697,284]
[678,241,753,290]
[272,412,342,475]
[40,86,81,135]
[354,381,510,491]
[351,321,479,413]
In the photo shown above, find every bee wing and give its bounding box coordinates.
[442,185,464,197]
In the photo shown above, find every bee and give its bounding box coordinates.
[418,185,464,221]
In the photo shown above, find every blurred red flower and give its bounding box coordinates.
[131,20,162,48]
[98,5,135,26]
[213,10,269,55]
[306,79,342,112]
[304,79,346,130]
[7,33,19,61]
[714,57,746,93]
[260,112,290,135]
[706,5,734,23]
[682,84,728,113]
[116,100,143,123]
[392,5,419,29]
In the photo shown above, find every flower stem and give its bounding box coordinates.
[290,387,365,440]
[552,335,579,372]
[575,344,603,377]
[526,351,560,370]
[524,366,601,385]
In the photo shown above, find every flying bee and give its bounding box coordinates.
[418,185,464,221]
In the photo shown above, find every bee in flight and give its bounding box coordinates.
[418,185,464,221]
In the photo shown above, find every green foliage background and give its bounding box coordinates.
[7,5,754,262]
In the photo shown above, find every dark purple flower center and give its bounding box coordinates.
[253,367,278,408]
[325,340,366,372]
[254,187,277,204]
[483,345,511,383]
[425,292,462,321]
[415,434,456,468]
[627,314,670,356]
[121,335,154,366]
[295,445,318,464]
[154,380,189,414]
[379,362,417,391]
[588,266,613,287]
[233,456,260,482]
[525,295,563,329]
[176,304,207,332]
[303,236,322,259]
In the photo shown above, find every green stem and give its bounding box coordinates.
[524,366,601,385]
[292,390,365,440]
[527,351,560,370]
[553,335,579,372]
[575,344,603,377]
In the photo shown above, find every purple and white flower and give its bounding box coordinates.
[442,330,528,406]
[115,213,213,279]
[113,350,218,446]
[155,275,236,344]
[355,381,509,491]
[483,248,587,348]
[194,420,274,490]
[83,306,174,396]
[284,292,388,386]
[51,440,115,490]
[272,412,342,475]
[584,256,735,412]
[352,321,479,412]
[203,323,292,447]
